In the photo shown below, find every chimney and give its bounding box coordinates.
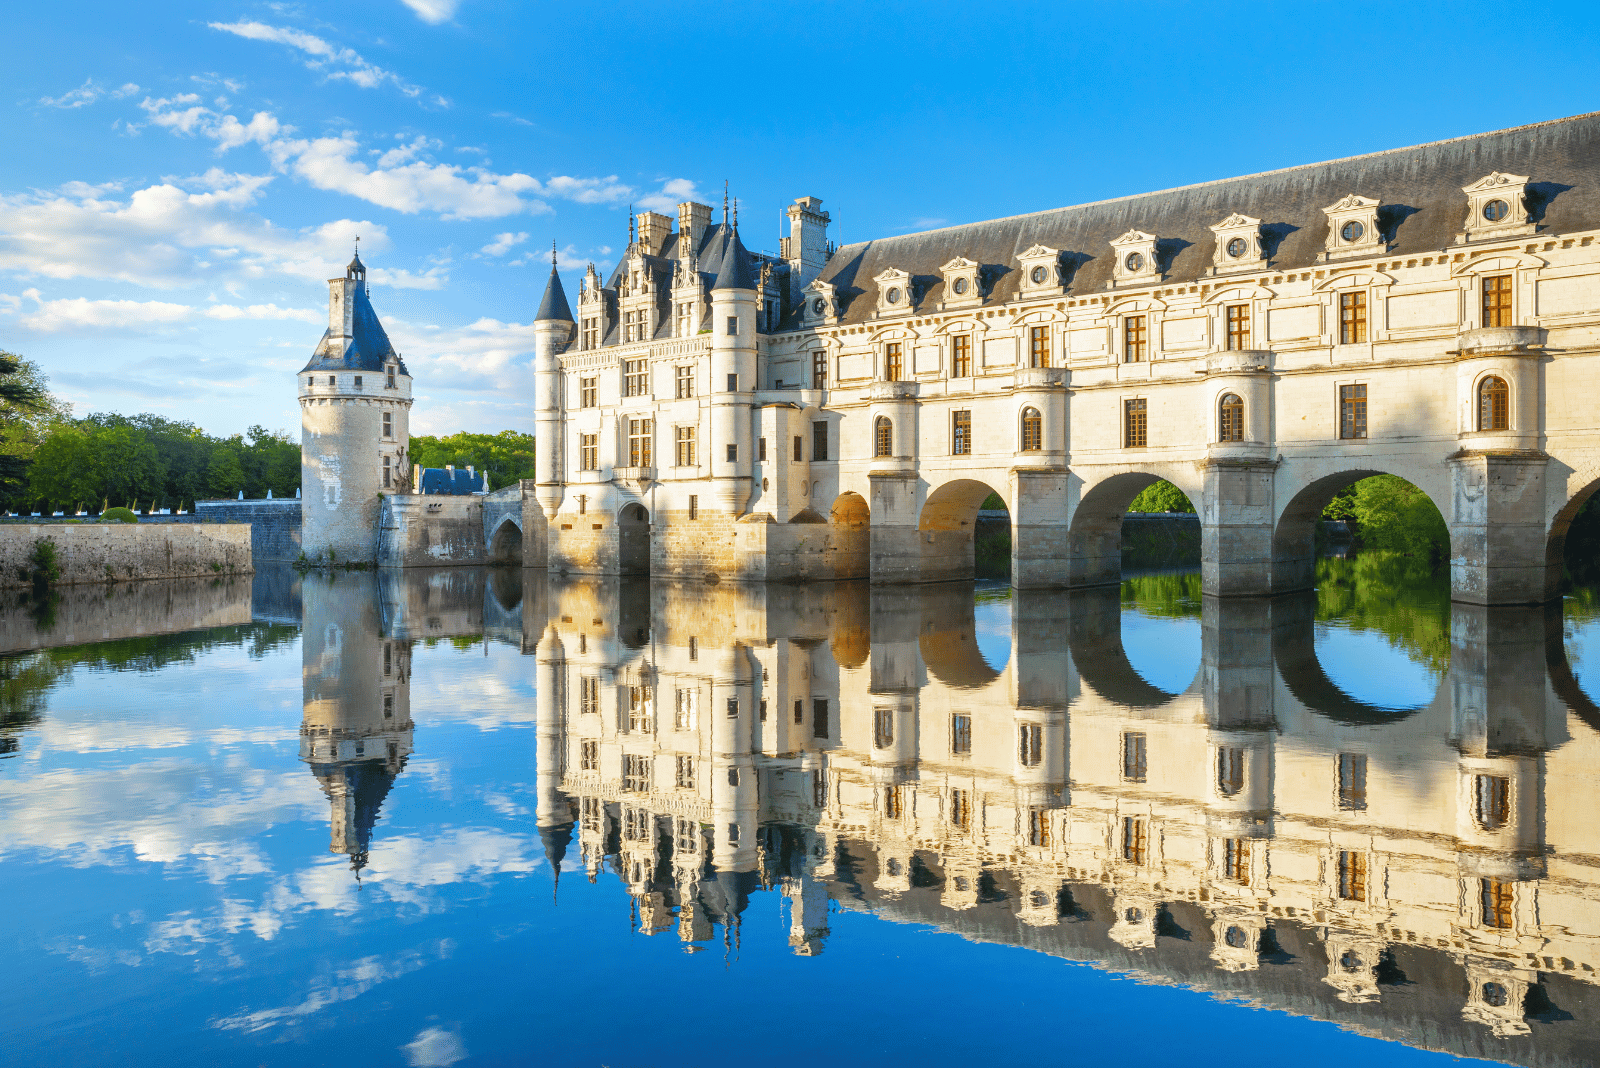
[636,212,673,256]
[678,201,713,250]
[783,196,831,304]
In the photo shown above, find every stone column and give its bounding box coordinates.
[1011,368,1071,587]
[867,381,922,582]
[1198,350,1276,597]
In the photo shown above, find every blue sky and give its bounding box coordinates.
[3,0,1598,437]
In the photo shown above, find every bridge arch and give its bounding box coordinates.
[919,476,1010,583]
[1269,592,1435,725]
[1066,587,1198,708]
[488,515,522,565]
[1068,466,1203,589]
[829,491,870,579]
[1271,466,1451,595]
[618,502,650,576]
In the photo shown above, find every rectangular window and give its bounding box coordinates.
[582,317,599,350]
[675,425,696,467]
[1122,731,1148,782]
[1483,273,1513,327]
[1338,753,1368,810]
[580,739,598,771]
[383,693,394,719]
[627,685,652,734]
[1475,774,1511,830]
[951,333,972,377]
[688,636,697,661]
[726,443,737,463]
[579,433,599,471]
[1124,398,1148,449]
[726,315,737,336]
[1337,850,1368,902]
[382,411,393,439]
[386,370,396,389]
[675,364,694,399]
[688,494,698,520]
[884,342,902,381]
[884,786,903,820]
[580,377,597,408]
[1225,304,1250,350]
[384,643,392,677]
[812,350,828,389]
[1339,384,1367,440]
[328,376,336,386]
[673,688,696,730]
[1124,315,1148,362]
[1018,723,1042,767]
[1029,808,1052,848]
[726,373,738,392]
[1339,292,1368,344]
[950,713,972,756]
[812,698,829,739]
[1223,838,1250,884]
[676,303,692,337]
[580,676,599,716]
[949,789,971,831]
[793,436,803,462]
[382,455,392,488]
[628,418,653,467]
[1217,746,1244,796]
[1481,878,1514,928]
[353,375,363,390]
[952,410,972,455]
[675,756,695,788]
[675,817,699,854]
[1122,817,1147,865]
[1029,325,1050,368]
[793,699,804,724]
[812,771,828,808]
[624,358,648,398]
[728,767,740,787]
[874,708,894,749]
[622,753,650,792]
[758,437,767,462]
[812,420,829,461]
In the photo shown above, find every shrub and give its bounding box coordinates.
[101,507,138,524]
[29,537,60,586]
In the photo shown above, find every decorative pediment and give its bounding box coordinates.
[938,256,984,309]
[1327,194,1379,213]
[1210,212,1260,232]
[801,278,839,324]
[1457,172,1535,243]
[1208,212,1265,274]
[1463,172,1529,193]
[1109,231,1159,287]
[872,267,913,315]
[1016,244,1064,297]
[1321,195,1384,261]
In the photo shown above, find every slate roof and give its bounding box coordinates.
[535,263,573,322]
[812,112,1600,326]
[301,282,409,375]
[711,226,758,290]
[596,221,784,346]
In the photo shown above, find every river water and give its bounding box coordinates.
[3,559,1599,1067]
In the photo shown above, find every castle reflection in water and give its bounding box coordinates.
[301,568,1600,1065]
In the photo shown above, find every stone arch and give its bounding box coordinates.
[1067,587,1197,708]
[1068,467,1202,589]
[1271,467,1450,595]
[618,502,650,576]
[829,491,870,579]
[919,476,1008,583]
[1270,592,1433,724]
[488,515,522,565]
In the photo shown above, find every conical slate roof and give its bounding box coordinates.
[300,281,407,375]
[711,226,757,291]
[535,264,573,322]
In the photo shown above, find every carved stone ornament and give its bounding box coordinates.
[872,267,913,316]
[803,278,839,325]
[1320,195,1383,261]
[1109,230,1159,287]
[1458,172,1535,243]
[939,255,984,309]
[1016,244,1064,297]
[1208,212,1266,274]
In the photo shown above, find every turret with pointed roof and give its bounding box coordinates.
[535,252,574,323]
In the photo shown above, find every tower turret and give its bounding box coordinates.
[534,250,575,520]
[709,223,757,516]
[299,250,412,564]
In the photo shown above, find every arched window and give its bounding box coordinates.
[1479,375,1509,431]
[873,416,893,458]
[1020,407,1042,451]
[1219,393,1244,441]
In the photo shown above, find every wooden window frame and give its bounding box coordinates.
[1124,398,1148,449]
[1481,878,1514,929]
[1338,291,1368,344]
[1223,838,1250,884]
[1478,375,1509,431]
[1029,325,1050,368]
[675,364,694,399]
[1122,816,1148,865]
[1475,774,1511,831]
[627,418,653,468]
[952,410,972,456]
[874,416,893,458]
[1339,384,1368,441]
[812,350,828,389]
[579,433,599,471]
[812,420,829,462]
[1219,393,1244,442]
[1124,315,1148,363]
[1338,752,1368,810]
[950,713,972,756]
[623,358,649,398]
[1482,274,1513,328]
[1337,850,1368,902]
[1225,303,1251,351]
[580,377,598,408]
[674,425,696,467]
[951,333,972,378]
[884,342,903,382]
[1122,731,1148,782]
[1020,407,1043,452]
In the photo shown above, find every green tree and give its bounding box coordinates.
[1128,480,1195,513]
[26,426,97,512]
[0,352,55,504]
[205,446,246,498]
[92,425,165,507]
[409,430,535,488]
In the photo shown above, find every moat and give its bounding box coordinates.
[3,559,1599,1067]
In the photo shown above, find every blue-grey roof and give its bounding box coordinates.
[712,227,757,291]
[535,264,573,322]
[301,282,408,375]
[419,467,485,495]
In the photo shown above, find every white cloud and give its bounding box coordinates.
[39,79,139,109]
[3,290,321,333]
[637,177,703,213]
[403,1027,467,1067]
[400,0,460,24]
[208,20,444,105]
[478,231,527,257]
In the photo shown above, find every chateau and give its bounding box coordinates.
[304,113,1600,603]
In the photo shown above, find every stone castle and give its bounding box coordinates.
[302,113,1600,603]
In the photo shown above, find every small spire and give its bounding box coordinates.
[733,197,739,231]
[723,181,729,224]
[628,205,635,247]
[551,240,557,267]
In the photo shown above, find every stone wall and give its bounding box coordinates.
[0,523,251,589]
[0,574,255,653]
[377,495,486,567]
[194,499,303,561]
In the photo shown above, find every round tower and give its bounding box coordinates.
[708,224,757,516]
[299,251,413,564]
[533,249,575,520]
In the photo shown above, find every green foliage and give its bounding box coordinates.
[1120,570,1204,616]
[1314,554,1451,675]
[28,538,60,585]
[980,491,1005,510]
[409,430,536,489]
[1128,480,1195,513]
[1327,475,1449,561]
[100,507,138,524]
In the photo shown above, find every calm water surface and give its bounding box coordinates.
[2,560,1599,1067]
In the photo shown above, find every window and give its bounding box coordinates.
[884,786,903,820]
[874,708,894,749]
[328,375,336,386]
[580,740,598,771]
[1337,850,1367,902]
[1018,723,1042,767]
[1338,753,1368,811]
[1479,375,1509,431]
[793,435,803,462]
[580,676,599,716]
[676,303,693,337]
[812,350,828,389]
[1122,817,1147,865]
[582,316,599,350]
[951,333,972,377]
[950,713,971,756]
[1217,746,1244,797]
[726,315,737,336]
[726,697,739,719]
[624,358,648,398]
[627,686,652,733]
[793,699,804,724]
[627,418,652,467]
[1124,398,1148,448]
[952,410,972,455]
[1122,731,1148,782]
[1124,315,1148,362]
[688,495,698,520]
[1475,774,1511,831]
[622,310,639,342]
[384,643,392,676]
[579,434,599,471]
[813,420,829,461]
[812,771,828,808]
[1028,808,1052,847]
[623,753,650,792]
[727,822,740,844]
[884,342,903,381]
[688,636,697,661]
[726,373,738,393]
[580,377,598,408]
[1020,407,1042,452]
[1218,393,1244,442]
[675,425,696,467]
[874,416,893,458]
[674,688,696,730]
[383,693,394,719]
[675,364,694,399]
[1339,384,1367,440]
[1029,325,1050,368]
[1223,838,1250,884]
[382,411,393,439]
[1339,292,1368,344]
[1481,878,1514,928]
[353,375,363,389]
[726,443,737,463]
[758,437,767,462]
[1483,274,1513,327]
[386,368,396,389]
[728,767,740,787]
[382,455,392,488]
[950,789,971,830]
[1225,304,1250,350]
[812,698,829,739]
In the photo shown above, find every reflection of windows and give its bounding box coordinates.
[581,795,603,831]
[622,806,649,841]
[626,686,652,733]
[383,693,394,720]
[1029,808,1052,847]
[580,739,599,771]
[1217,746,1244,796]
[675,818,698,854]
[623,753,650,792]
[1223,838,1250,884]
[1481,878,1514,928]
[1475,774,1511,830]
[1122,732,1148,782]
[950,714,972,756]
[1338,753,1368,810]
[1337,850,1367,901]
[675,755,694,788]
[1478,376,1509,431]
[673,688,696,730]
[874,708,895,749]
[1483,274,1513,328]
[884,786,903,819]
[1018,723,1042,767]
[949,789,971,830]
[952,410,972,455]
[1482,981,1509,1008]
[580,676,599,716]
[1122,817,1147,864]
[726,697,739,719]
[812,699,830,739]
[812,771,828,809]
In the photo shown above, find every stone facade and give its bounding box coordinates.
[531,115,1600,603]
[194,499,302,561]
[0,522,251,588]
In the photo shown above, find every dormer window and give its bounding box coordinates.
[1016,245,1064,298]
[1321,195,1383,261]
[1458,173,1535,243]
[939,256,984,309]
[1109,231,1160,287]
[872,268,912,316]
[802,279,838,326]
[386,365,397,389]
[1208,213,1266,274]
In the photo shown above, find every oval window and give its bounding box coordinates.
[1030,265,1048,284]
[953,276,970,295]
[886,287,901,304]
[1341,220,1365,243]
[1483,198,1510,222]
[761,478,769,491]
[1226,237,1248,258]
[1124,252,1144,273]
[1483,982,1509,1008]
[1225,926,1249,949]
[811,298,825,314]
